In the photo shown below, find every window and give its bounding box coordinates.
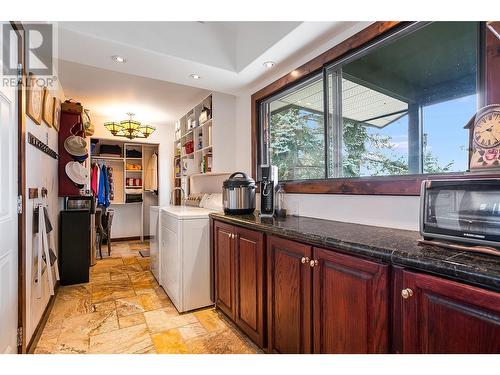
[259,22,481,182]
[261,74,325,181]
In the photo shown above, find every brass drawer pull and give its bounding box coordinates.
[301,256,310,264]
[309,259,318,268]
[401,288,414,299]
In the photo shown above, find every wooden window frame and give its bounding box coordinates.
[251,21,500,196]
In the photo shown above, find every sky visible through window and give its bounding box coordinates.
[361,94,476,175]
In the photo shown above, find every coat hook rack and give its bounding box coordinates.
[27,132,58,160]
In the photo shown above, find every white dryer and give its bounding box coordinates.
[159,206,214,313]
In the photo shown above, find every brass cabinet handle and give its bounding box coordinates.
[301,256,310,264]
[309,259,318,268]
[401,288,414,299]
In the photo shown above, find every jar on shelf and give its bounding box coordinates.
[274,184,287,218]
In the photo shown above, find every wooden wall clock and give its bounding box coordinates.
[466,104,500,171]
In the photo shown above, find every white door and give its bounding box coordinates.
[0,22,19,354]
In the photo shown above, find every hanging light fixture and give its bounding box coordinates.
[104,112,156,140]
[104,121,123,135]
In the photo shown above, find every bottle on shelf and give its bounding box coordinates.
[274,184,287,218]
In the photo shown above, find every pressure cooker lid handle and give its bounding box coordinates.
[229,171,248,180]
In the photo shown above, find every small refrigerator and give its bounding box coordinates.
[149,206,161,281]
[59,203,93,285]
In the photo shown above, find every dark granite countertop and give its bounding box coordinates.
[210,212,500,292]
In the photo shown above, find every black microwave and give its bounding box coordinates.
[420,179,500,247]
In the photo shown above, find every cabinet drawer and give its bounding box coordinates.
[161,210,179,232]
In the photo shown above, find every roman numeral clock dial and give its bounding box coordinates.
[470,106,500,171]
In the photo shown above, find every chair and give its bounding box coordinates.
[96,208,114,259]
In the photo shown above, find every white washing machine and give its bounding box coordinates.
[159,205,215,313]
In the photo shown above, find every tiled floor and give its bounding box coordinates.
[34,240,260,354]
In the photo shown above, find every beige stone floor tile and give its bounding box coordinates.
[92,300,116,312]
[60,309,119,337]
[128,270,155,283]
[110,273,130,281]
[33,338,58,354]
[151,329,189,354]
[50,296,93,322]
[56,284,92,301]
[89,324,154,354]
[185,329,258,354]
[89,272,111,283]
[119,313,146,329]
[122,256,139,265]
[144,308,198,333]
[91,279,135,303]
[117,293,169,317]
[177,322,208,340]
[194,308,229,332]
[55,333,90,354]
[35,240,261,355]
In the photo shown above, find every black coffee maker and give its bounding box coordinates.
[257,165,278,218]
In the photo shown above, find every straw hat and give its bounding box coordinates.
[65,161,88,186]
[64,135,88,157]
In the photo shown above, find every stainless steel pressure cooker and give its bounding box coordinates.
[222,172,256,215]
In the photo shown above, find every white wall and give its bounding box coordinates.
[232,22,420,231]
[91,115,174,238]
[25,81,64,342]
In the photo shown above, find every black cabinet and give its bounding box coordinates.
[59,210,90,285]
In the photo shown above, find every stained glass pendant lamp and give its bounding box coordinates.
[104,112,156,140]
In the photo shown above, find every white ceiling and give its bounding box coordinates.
[54,21,369,127]
[56,21,364,94]
[57,60,210,125]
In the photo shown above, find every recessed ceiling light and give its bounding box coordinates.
[190,74,201,80]
[111,55,126,63]
[263,61,276,68]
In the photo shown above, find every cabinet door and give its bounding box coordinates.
[401,270,500,353]
[267,236,312,353]
[214,221,235,319]
[234,226,265,347]
[312,248,389,353]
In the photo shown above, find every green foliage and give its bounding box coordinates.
[269,108,454,180]
[270,107,325,180]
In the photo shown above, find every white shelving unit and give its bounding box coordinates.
[173,92,235,203]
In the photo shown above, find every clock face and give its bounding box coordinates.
[473,110,500,148]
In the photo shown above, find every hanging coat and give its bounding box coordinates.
[144,153,158,192]
[97,165,106,206]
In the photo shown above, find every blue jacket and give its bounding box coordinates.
[97,166,110,207]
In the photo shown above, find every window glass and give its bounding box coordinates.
[259,22,480,182]
[333,21,478,177]
[267,75,325,181]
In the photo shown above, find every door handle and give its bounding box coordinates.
[309,259,318,268]
[301,256,310,264]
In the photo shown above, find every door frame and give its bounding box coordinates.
[10,21,27,354]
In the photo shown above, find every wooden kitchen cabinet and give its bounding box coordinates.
[267,236,312,353]
[214,221,235,319]
[312,247,389,353]
[398,270,500,353]
[234,226,266,347]
[213,221,266,347]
